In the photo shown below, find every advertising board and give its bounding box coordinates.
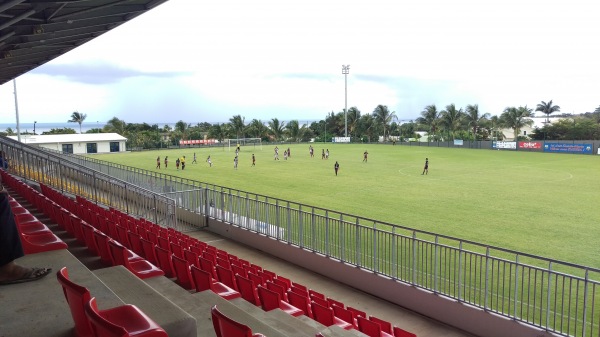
[518,141,542,149]
[492,141,516,149]
[543,143,593,154]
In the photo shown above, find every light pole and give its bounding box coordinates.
[33,121,37,135]
[342,65,350,138]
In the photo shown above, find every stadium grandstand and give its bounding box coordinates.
[1,2,597,337]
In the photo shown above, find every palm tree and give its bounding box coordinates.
[416,104,441,141]
[208,123,230,143]
[268,118,285,141]
[464,104,490,140]
[439,104,464,139]
[68,111,87,133]
[535,100,560,124]
[347,107,361,138]
[285,120,302,142]
[247,119,267,139]
[229,115,246,139]
[103,117,127,135]
[500,106,534,139]
[372,105,396,142]
[359,114,376,142]
[174,120,190,140]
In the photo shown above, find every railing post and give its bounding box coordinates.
[372,222,377,273]
[325,210,329,257]
[204,188,209,225]
[255,195,259,230]
[153,194,158,225]
[275,199,280,236]
[458,241,463,301]
[245,193,250,229]
[311,207,316,251]
[485,247,490,310]
[412,231,417,285]
[299,205,303,247]
[286,202,291,242]
[391,227,397,279]
[355,218,361,266]
[339,214,346,264]
[514,254,519,319]
[582,269,589,337]
[265,197,270,232]
[546,261,552,332]
[434,235,439,293]
[92,171,97,204]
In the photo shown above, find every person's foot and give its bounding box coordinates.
[0,262,51,285]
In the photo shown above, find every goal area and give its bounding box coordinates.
[227,138,262,151]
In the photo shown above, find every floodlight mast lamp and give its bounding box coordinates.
[342,65,350,138]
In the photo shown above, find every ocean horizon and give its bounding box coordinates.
[0,122,182,135]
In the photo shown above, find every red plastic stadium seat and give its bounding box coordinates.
[370,315,393,334]
[85,297,168,337]
[235,274,261,306]
[347,306,367,319]
[171,255,195,290]
[56,267,94,337]
[190,266,241,300]
[311,301,353,330]
[140,238,158,265]
[216,265,238,291]
[108,241,164,279]
[287,290,313,319]
[257,285,304,317]
[393,326,417,337]
[154,246,175,278]
[357,316,394,337]
[21,231,67,254]
[211,305,266,337]
[332,304,357,328]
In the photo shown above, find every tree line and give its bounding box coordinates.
[2,104,600,147]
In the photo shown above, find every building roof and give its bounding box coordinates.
[8,133,127,144]
[0,0,168,85]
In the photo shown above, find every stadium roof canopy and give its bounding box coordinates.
[0,0,167,85]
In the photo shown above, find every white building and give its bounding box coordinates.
[9,133,127,154]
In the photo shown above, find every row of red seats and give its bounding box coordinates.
[42,183,417,337]
[38,184,165,280]
[0,171,68,254]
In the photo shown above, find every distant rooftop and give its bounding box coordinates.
[8,133,127,144]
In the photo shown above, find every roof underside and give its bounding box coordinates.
[0,0,168,85]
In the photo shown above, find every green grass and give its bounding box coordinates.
[93,143,600,268]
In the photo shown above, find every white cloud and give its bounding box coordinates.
[1,0,599,125]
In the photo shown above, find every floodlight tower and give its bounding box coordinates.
[342,65,350,138]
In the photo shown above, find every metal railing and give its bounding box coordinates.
[0,137,178,229]
[3,137,600,336]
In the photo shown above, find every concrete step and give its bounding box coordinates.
[145,275,289,337]
[94,266,197,337]
[231,297,325,337]
[0,249,125,337]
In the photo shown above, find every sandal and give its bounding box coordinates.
[0,267,52,285]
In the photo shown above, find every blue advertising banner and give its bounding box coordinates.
[543,143,593,154]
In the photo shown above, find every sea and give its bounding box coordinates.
[0,122,179,135]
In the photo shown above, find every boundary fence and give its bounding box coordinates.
[2,136,600,336]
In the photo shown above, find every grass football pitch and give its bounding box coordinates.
[94,143,600,269]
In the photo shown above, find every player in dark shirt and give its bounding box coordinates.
[422,158,429,175]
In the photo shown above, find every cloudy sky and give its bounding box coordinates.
[1,0,599,125]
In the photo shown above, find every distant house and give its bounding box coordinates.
[8,133,127,154]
